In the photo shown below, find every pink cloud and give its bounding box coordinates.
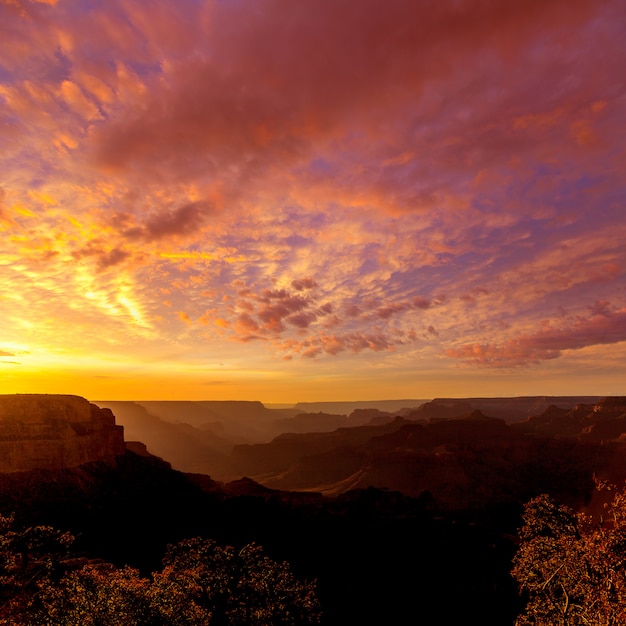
[287,312,317,329]
[291,277,317,291]
[235,312,260,333]
[89,0,605,190]
[375,302,411,320]
[124,201,211,241]
[412,296,434,310]
[312,331,395,358]
[447,305,626,366]
[256,295,310,333]
[371,296,445,320]
[274,327,420,359]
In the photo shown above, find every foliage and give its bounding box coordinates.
[151,538,321,626]
[512,484,626,625]
[0,513,74,624]
[0,518,321,626]
[32,563,153,626]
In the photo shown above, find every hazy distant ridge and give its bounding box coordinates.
[292,399,429,414]
[432,396,605,422]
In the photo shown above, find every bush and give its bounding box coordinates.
[0,519,321,626]
[512,484,626,625]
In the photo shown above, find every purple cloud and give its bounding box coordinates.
[447,305,626,366]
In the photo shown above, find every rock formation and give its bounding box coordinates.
[0,394,125,472]
[514,397,626,439]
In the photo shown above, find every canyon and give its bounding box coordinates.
[0,394,125,472]
[1,392,625,626]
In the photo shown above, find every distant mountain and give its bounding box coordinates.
[91,396,618,488]
[96,400,301,443]
[402,399,475,422]
[94,401,234,477]
[273,412,348,434]
[292,399,429,415]
[131,400,286,441]
[230,418,411,478]
[514,397,626,440]
[432,396,605,423]
[228,400,490,482]
[229,398,626,509]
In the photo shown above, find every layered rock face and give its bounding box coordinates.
[0,394,125,472]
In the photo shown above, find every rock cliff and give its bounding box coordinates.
[0,394,125,472]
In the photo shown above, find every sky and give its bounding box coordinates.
[0,0,625,402]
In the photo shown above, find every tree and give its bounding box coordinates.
[150,538,322,626]
[32,563,153,626]
[512,484,626,625]
[0,519,321,626]
[0,514,74,625]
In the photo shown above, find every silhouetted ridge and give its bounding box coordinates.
[432,396,604,422]
[514,397,626,440]
[403,399,475,422]
[228,402,626,509]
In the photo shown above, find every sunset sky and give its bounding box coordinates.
[1,0,625,402]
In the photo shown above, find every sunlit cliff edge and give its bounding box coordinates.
[0,394,125,472]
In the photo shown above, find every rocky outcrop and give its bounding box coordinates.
[514,397,626,440]
[0,394,125,472]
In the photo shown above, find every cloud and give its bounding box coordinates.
[291,277,317,291]
[1,0,625,394]
[447,304,626,366]
[97,247,131,270]
[0,350,17,357]
[90,0,605,193]
[235,312,259,333]
[412,296,434,310]
[72,243,131,271]
[257,295,310,333]
[123,201,211,241]
[370,295,446,320]
[0,187,6,220]
[375,302,411,320]
[296,331,397,359]
[177,310,191,325]
[287,312,317,329]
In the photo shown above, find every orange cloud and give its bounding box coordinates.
[177,311,191,325]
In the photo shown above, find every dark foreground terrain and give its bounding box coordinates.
[2,394,626,624]
[0,450,521,625]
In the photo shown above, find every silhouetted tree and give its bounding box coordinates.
[512,484,626,625]
[0,519,321,626]
[150,538,321,626]
[0,514,74,624]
